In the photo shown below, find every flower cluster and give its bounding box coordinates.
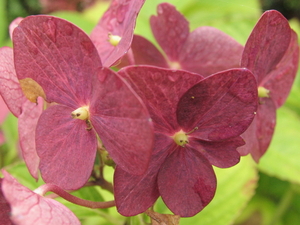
[0,0,298,223]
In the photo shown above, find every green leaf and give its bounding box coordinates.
[154,155,258,225]
[258,106,300,184]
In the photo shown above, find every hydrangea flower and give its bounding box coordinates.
[114,66,258,217]
[119,3,243,76]
[12,15,153,190]
[237,10,299,161]
[0,170,80,225]
[0,47,42,179]
[90,0,146,67]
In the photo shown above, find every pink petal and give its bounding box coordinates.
[114,133,173,216]
[118,66,203,134]
[0,95,9,124]
[2,170,80,225]
[177,69,258,141]
[36,105,97,190]
[13,15,102,107]
[150,3,189,61]
[0,47,26,117]
[189,137,243,168]
[9,17,23,40]
[180,27,244,76]
[263,30,299,108]
[157,148,216,217]
[90,68,154,175]
[239,98,276,162]
[241,10,291,84]
[129,35,168,67]
[0,178,12,225]
[90,0,145,67]
[18,97,43,180]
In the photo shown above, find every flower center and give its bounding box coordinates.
[108,33,122,46]
[258,86,270,98]
[71,106,90,120]
[172,127,198,147]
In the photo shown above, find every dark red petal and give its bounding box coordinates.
[1,170,80,224]
[189,137,242,168]
[118,66,203,134]
[180,27,244,76]
[240,99,276,162]
[114,133,173,216]
[89,68,153,175]
[241,10,291,84]
[177,69,258,141]
[0,178,12,225]
[263,30,299,108]
[0,47,26,117]
[13,15,102,108]
[18,98,43,180]
[90,0,145,67]
[130,35,168,67]
[150,3,189,61]
[36,105,97,190]
[157,148,216,217]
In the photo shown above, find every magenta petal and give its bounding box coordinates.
[90,0,145,67]
[1,170,80,225]
[190,137,243,168]
[114,133,173,216]
[157,149,216,217]
[177,69,258,141]
[180,27,244,76]
[90,68,153,175]
[0,47,26,117]
[118,66,203,134]
[36,105,97,190]
[263,30,299,108]
[13,15,102,107]
[18,98,43,180]
[241,10,291,83]
[150,3,189,61]
[130,35,168,67]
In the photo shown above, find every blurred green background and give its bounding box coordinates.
[0,0,300,224]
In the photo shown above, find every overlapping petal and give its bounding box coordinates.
[157,148,216,217]
[90,0,145,67]
[0,179,11,225]
[150,2,189,61]
[241,10,291,84]
[1,170,80,225]
[177,69,258,141]
[13,16,101,107]
[118,66,204,134]
[190,137,243,168]
[263,30,299,108]
[0,47,42,179]
[36,105,97,190]
[114,133,173,216]
[90,67,154,175]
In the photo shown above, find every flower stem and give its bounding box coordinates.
[267,184,295,225]
[34,183,115,209]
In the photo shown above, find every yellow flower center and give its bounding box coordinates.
[258,86,270,98]
[71,106,90,120]
[173,130,189,147]
[108,33,122,46]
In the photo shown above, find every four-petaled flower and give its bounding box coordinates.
[119,3,243,76]
[12,15,153,190]
[114,66,258,217]
[237,10,299,162]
